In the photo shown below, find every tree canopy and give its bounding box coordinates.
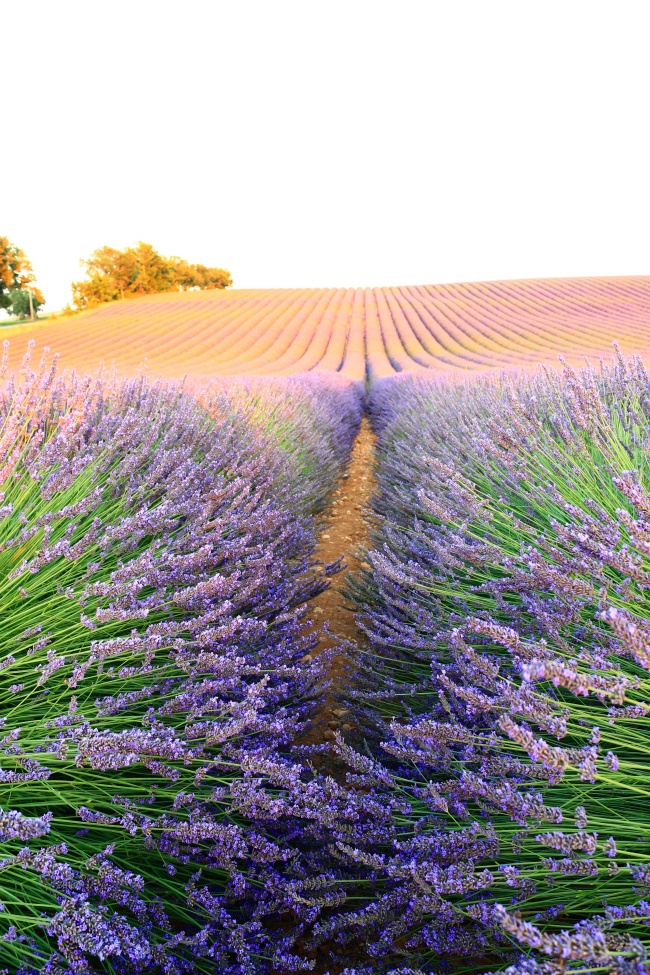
[8,288,44,319]
[72,242,232,310]
[0,237,44,313]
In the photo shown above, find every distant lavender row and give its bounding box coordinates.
[0,345,362,974]
[197,370,365,514]
[334,354,650,974]
[8,277,650,382]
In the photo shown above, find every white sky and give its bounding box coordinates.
[2,0,649,312]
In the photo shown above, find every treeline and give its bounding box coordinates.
[1,238,232,320]
[71,242,232,310]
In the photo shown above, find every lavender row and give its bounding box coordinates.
[329,353,650,974]
[0,346,364,974]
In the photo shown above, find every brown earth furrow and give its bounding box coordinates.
[302,416,376,747]
[281,417,376,975]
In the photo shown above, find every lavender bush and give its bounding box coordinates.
[10,333,650,975]
[332,351,650,974]
[0,344,362,974]
[198,371,365,515]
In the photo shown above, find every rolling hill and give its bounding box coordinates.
[3,276,649,381]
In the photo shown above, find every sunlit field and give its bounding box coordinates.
[2,275,650,381]
[2,278,650,974]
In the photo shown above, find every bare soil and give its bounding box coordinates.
[302,416,376,745]
[272,420,377,975]
[276,417,376,975]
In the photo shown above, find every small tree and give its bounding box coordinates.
[8,287,44,320]
[1,237,44,312]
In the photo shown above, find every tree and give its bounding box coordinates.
[8,287,44,319]
[171,260,233,291]
[72,242,232,311]
[0,237,44,313]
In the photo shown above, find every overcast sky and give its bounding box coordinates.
[2,0,649,311]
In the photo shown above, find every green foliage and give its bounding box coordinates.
[344,358,650,971]
[0,237,44,312]
[72,242,232,310]
[7,287,44,319]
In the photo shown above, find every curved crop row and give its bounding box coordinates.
[0,346,366,973]
[330,354,650,973]
[4,277,650,383]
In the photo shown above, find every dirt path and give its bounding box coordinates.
[282,419,376,972]
[302,416,376,745]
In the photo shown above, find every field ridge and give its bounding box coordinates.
[3,275,649,381]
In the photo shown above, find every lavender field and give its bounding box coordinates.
[5,0,649,966]
[2,332,650,975]
[342,353,650,974]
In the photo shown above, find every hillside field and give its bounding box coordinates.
[2,275,650,380]
[1,278,650,974]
